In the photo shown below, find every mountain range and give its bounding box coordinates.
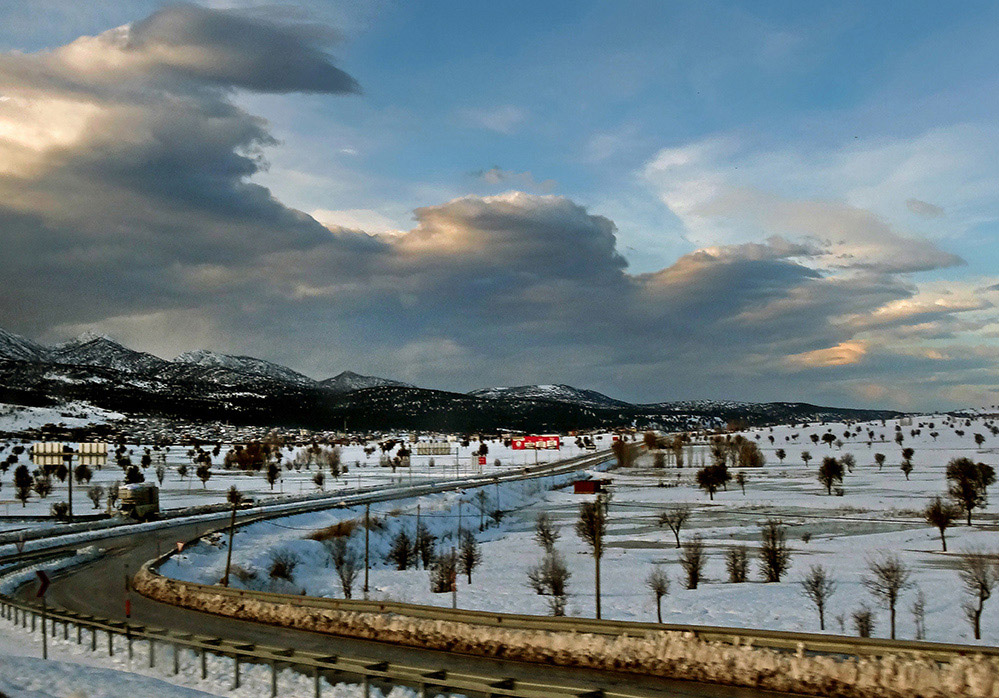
[0,327,901,432]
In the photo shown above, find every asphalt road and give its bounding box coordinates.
[14,461,800,698]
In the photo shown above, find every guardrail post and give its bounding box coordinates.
[362,674,370,698]
[63,620,68,640]
[313,666,321,698]
[107,630,114,656]
[232,654,240,690]
[149,638,155,667]
[173,643,179,674]
[30,611,35,632]
[127,627,133,660]
[76,623,82,645]
[200,648,207,679]
[270,660,278,697]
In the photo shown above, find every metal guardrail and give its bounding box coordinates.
[0,448,615,557]
[141,564,998,664]
[140,441,998,667]
[0,577,645,698]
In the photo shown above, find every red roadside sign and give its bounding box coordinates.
[35,570,50,598]
[478,456,487,466]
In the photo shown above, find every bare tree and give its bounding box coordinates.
[679,535,706,589]
[840,453,856,473]
[328,538,360,599]
[947,457,996,525]
[414,521,436,568]
[387,528,414,570]
[458,529,482,583]
[863,553,912,639]
[800,564,837,630]
[657,504,691,548]
[86,484,105,510]
[696,464,729,500]
[852,605,875,637]
[736,471,746,494]
[526,550,571,615]
[534,511,559,551]
[818,457,844,495]
[725,545,748,583]
[575,500,607,618]
[430,548,457,594]
[924,497,958,551]
[646,566,670,623]
[759,519,791,582]
[957,549,998,640]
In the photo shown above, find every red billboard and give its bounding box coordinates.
[511,435,561,450]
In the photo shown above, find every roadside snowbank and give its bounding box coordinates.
[135,565,995,698]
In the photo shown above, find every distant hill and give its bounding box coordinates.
[469,384,631,410]
[320,370,413,393]
[0,325,903,432]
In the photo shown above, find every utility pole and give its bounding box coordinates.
[63,447,74,523]
[222,490,243,587]
[363,504,370,597]
[451,545,457,609]
[595,494,604,620]
[415,504,421,569]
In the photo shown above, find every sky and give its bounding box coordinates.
[0,1,997,410]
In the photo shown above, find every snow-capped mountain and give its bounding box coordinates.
[469,384,632,410]
[0,325,903,432]
[0,328,48,362]
[49,333,169,374]
[174,349,317,388]
[320,370,412,393]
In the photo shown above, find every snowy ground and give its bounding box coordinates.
[0,428,600,529]
[162,415,999,646]
[0,402,124,436]
[0,615,418,698]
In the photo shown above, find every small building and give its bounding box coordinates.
[573,479,611,494]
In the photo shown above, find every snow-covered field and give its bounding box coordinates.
[162,415,999,646]
[0,423,597,529]
[0,611,417,698]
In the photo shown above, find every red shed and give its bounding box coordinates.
[573,479,610,494]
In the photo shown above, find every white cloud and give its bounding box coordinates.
[459,105,527,134]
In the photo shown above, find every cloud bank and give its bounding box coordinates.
[0,5,996,409]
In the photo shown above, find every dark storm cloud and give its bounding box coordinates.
[128,3,360,94]
[0,7,994,408]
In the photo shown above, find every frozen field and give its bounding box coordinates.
[0,413,598,528]
[163,414,999,645]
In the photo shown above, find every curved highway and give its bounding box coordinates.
[10,452,795,698]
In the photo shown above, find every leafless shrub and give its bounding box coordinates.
[862,553,912,639]
[268,549,300,581]
[725,545,748,583]
[759,519,791,582]
[800,564,836,630]
[679,535,706,589]
[527,550,571,616]
[646,566,670,623]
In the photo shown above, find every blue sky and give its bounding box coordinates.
[0,1,997,409]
